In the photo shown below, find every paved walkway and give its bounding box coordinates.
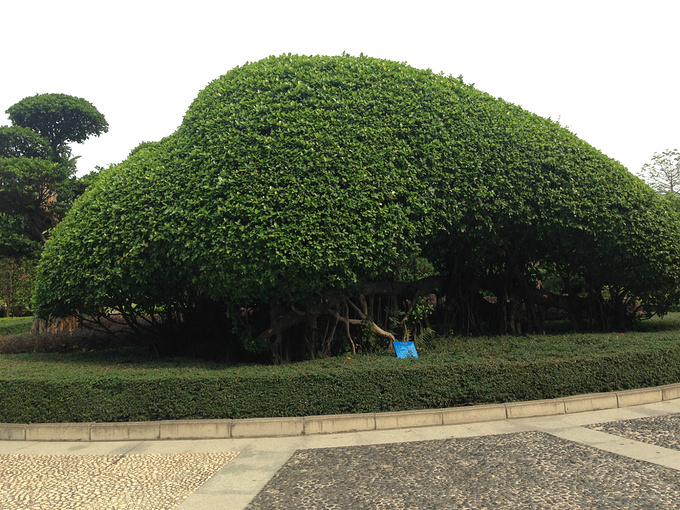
[1,399,679,509]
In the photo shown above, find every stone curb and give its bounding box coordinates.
[2,383,679,442]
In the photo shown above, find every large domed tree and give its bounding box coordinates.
[32,54,680,361]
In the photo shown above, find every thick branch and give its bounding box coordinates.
[255,308,307,342]
[359,275,444,298]
[369,321,396,342]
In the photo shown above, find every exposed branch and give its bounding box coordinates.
[344,299,356,354]
[345,296,366,319]
[359,275,443,298]
[254,307,307,342]
[369,321,396,342]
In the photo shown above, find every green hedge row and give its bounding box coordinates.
[1,348,679,423]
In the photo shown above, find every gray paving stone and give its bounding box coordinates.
[585,413,680,452]
[245,431,680,509]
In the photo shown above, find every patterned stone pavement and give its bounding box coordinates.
[0,452,238,510]
[586,413,680,452]
[1,400,679,510]
[245,431,680,509]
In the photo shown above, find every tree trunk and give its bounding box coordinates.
[31,315,78,334]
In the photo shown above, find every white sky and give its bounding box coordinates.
[0,0,678,176]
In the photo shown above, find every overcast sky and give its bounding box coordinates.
[1,0,678,177]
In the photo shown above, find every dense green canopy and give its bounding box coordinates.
[6,93,109,161]
[1,94,109,247]
[32,54,680,360]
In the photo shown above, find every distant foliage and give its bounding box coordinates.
[0,126,52,160]
[1,94,108,323]
[639,149,680,197]
[32,54,680,361]
[6,93,108,162]
[1,93,108,246]
[0,256,36,317]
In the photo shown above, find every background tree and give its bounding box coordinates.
[6,93,108,166]
[0,211,41,317]
[0,125,52,159]
[0,155,66,243]
[0,213,40,259]
[638,149,680,197]
[0,94,108,245]
[0,94,107,316]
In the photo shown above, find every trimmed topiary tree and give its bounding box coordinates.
[32,54,680,361]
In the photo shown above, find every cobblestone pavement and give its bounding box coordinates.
[1,400,679,509]
[246,431,680,510]
[0,452,238,510]
[586,413,680,452]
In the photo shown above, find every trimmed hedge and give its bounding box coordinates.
[1,347,679,423]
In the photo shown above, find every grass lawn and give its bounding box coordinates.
[0,316,33,337]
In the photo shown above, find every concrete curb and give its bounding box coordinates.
[2,383,679,442]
